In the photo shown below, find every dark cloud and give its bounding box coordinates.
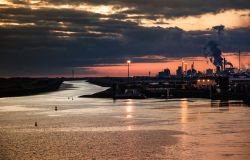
[5,0,250,19]
[0,1,249,76]
[43,0,250,18]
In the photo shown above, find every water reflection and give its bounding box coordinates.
[1,81,250,160]
[180,99,188,124]
[126,115,132,118]
[179,99,189,159]
[125,99,134,130]
[211,100,230,112]
[127,126,132,130]
[126,105,132,113]
[125,99,134,119]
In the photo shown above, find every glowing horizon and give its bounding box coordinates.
[1,53,248,78]
[75,53,250,78]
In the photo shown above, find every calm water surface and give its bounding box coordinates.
[0,80,250,160]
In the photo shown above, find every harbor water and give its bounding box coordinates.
[0,81,250,160]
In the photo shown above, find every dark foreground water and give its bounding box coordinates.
[0,81,250,160]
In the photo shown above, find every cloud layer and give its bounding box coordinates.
[0,0,249,76]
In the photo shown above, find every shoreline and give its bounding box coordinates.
[79,80,250,105]
[0,78,63,98]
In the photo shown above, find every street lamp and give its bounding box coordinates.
[127,60,131,83]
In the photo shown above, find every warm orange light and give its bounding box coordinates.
[81,53,250,77]
[127,60,131,64]
[135,10,250,31]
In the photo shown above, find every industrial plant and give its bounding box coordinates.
[84,26,250,104]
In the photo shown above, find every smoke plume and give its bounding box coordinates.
[204,40,223,68]
[212,25,225,35]
[203,25,233,70]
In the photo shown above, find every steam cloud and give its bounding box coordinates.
[204,40,223,68]
[212,25,225,35]
[204,25,233,70]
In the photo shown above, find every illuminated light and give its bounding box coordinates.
[0,0,12,5]
[127,60,131,64]
[29,0,41,4]
[57,35,72,39]
[99,17,110,21]
[57,21,69,28]
[127,126,132,130]
[198,79,201,82]
[126,114,132,118]
[51,30,77,35]
[207,79,210,82]
[78,4,132,15]
[29,3,132,15]
[180,99,188,124]
[0,22,35,26]
[202,79,205,82]
[126,106,132,113]
[87,30,103,35]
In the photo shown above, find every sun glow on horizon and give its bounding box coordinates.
[81,53,250,77]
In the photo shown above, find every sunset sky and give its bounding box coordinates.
[0,0,249,77]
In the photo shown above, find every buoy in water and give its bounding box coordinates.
[55,106,58,111]
[35,122,37,127]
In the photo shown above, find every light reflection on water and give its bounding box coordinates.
[180,99,188,124]
[0,80,250,159]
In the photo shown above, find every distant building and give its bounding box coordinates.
[158,68,171,78]
[186,62,197,77]
[186,69,197,77]
[224,68,237,75]
[197,71,203,77]
[176,66,183,78]
[206,69,213,76]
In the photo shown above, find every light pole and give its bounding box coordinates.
[127,60,131,83]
